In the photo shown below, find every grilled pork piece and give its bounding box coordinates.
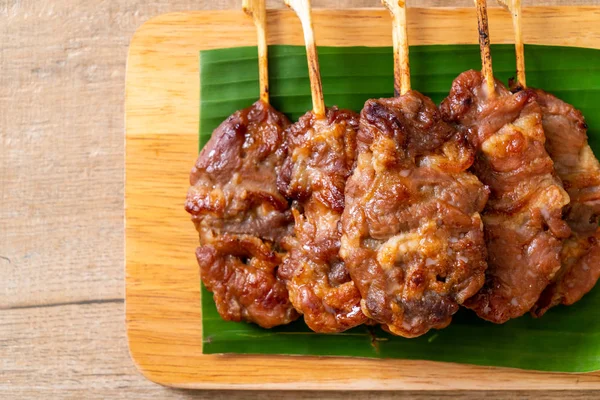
[185,100,298,328]
[340,91,489,338]
[531,90,600,316]
[278,107,368,333]
[440,70,571,323]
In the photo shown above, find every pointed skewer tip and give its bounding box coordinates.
[242,0,257,16]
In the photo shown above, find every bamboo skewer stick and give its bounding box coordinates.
[475,0,496,97]
[382,0,411,96]
[243,0,270,104]
[512,0,526,88]
[497,0,526,88]
[284,0,326,118]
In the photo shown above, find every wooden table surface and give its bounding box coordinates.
[3,0,600,398]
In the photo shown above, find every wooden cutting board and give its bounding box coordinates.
[125,7,600,390]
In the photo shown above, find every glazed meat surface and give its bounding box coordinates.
[185,100,298,328]
[532,90,600,316]
[277,108,368,333]
[440,70,571,323]
[340,91,489,338]
[195,234,298,328]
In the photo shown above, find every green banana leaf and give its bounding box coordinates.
[199,44,600,372]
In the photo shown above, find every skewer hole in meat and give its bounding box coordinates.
[184,0,298,328]
[277,0,368,333]
[339,0,489,338]
[497,0,600,315]
[439,0,571,324]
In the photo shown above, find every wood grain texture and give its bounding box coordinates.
[125,6,600,390]
[3,0,600,398]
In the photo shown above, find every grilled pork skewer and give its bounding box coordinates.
[440,0,571,324]
[184,0,298,328]
[498,0,600,316]
[277,0,367,333]
[340,0,488,338]
[533,94,600,315]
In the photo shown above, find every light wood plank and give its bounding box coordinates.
[125,7,600,390]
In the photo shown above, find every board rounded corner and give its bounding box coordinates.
[125,323,171,387]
